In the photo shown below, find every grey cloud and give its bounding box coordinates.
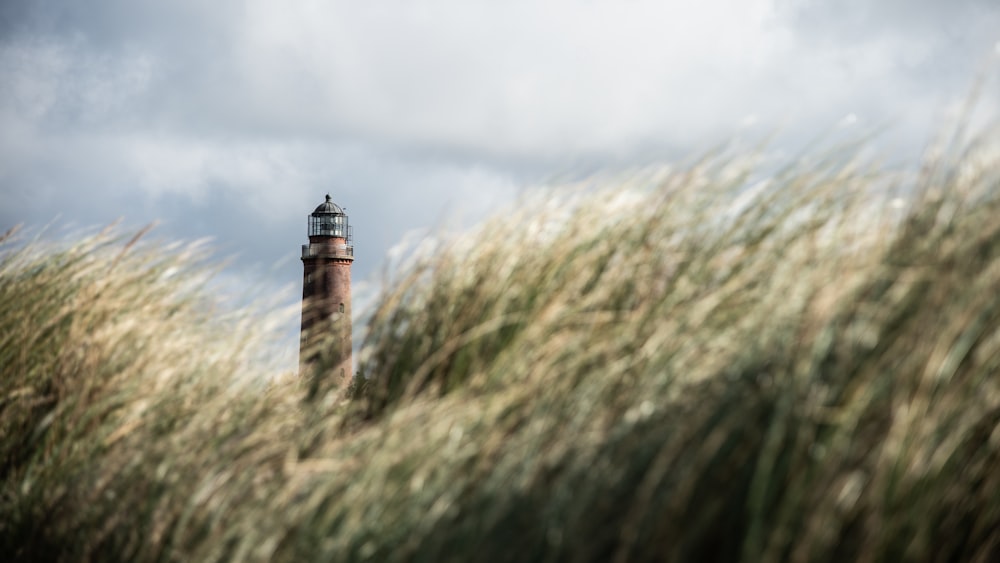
[778,0,1000,86]
[780,0,1000,40]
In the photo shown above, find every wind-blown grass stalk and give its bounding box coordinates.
[2,130,1000,561]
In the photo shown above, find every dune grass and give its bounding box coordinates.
[2,129,1000,561]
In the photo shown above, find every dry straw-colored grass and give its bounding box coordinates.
[3,128,1000,562]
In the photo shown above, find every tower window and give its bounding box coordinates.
[339,303,345,313]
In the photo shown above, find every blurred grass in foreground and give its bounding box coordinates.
[3,128,1000,562]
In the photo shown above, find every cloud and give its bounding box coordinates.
[6,1,995,173]
[232,1,788,158]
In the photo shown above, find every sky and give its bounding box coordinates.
[2,1,999,368]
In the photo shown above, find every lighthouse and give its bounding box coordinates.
[300,194,354,388]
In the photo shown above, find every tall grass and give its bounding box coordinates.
[2,129,1000,561]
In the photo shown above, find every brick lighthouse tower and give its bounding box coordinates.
[300,194,354,387]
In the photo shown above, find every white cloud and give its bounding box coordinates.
[233,0,791,158]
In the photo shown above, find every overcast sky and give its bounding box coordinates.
[2,1,999,365]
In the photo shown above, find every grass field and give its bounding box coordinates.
[3,127,1000,561]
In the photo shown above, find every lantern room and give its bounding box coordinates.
[308,194,352,241]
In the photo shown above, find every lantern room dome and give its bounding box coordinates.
[313,194,346,216]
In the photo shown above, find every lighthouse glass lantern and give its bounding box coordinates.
[308,194,351,240]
